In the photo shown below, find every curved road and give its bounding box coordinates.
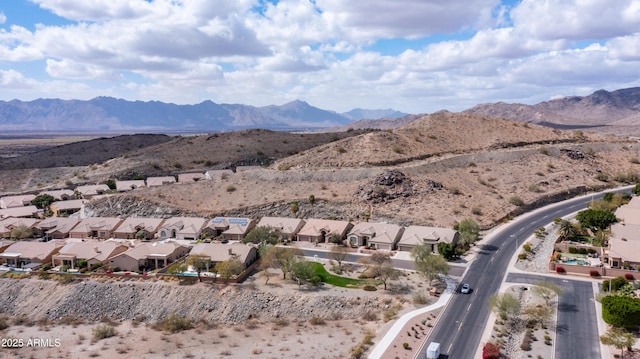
[420,187,630,359]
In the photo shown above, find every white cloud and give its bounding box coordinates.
[0,12,6,24]
[316,0,498,42]
[511,0,640,41]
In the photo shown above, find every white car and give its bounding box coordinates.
[461,283,471,294]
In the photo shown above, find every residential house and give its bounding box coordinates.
[33,217,80,240]
[39,189,75,201]
[347,222,404,250]
[158,217,207,241]
[115,180,146,192]
[396,226,460,253]
[615,198,640,226]
[113,217,165,240]
[256,217,306,241]
[108,242,190,272]
[189,242,257,268]
[50,199,87,216]
[0,241,63,269]
[75,184,110,198]
[0,206,38,219]
[52,241,128,269]
[0,194,36,209]
[0,240,13,255]
[0,217,40,239]
[69,217,123,239]
[606,223,640,269]
[177,173,207,184]
[296,218,353,243]
[146,176,176,187]
[203,217,256,241]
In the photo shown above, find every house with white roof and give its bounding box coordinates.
[347,222,404,250]
[146,176,176,187]
[396,226,460,253]
[158,217,207,241]
[115,180,146,192]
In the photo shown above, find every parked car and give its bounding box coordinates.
[461,283,471,294]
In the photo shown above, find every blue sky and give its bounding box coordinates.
[0,0,639,113]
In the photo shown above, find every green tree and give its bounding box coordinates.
[10,225,33,240]
[411,244,450,284]
[600,327,637,358]
[243,226,280,245]
[576,208,617,232]
[188,254,210,282]
[290,200,299,216]
[329,245,349,272]
[488,293,521,320]
[531,281,563,306]
[214,259,244,279]
[308,194,315,206]
[262,246,303,280]
[603,277,630,293]
[290,260,318,287]
[556,220,578,241]
[168,263,188,283]
[633,183,640,196]
[105,179,116,190]
[437,242,457,260]
[373,263,400,290]
[523,304,553,328]
[602,295,640,328]
[31,194,56,210]
[454,218,480,246]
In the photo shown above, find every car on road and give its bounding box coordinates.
[461,283,471,294]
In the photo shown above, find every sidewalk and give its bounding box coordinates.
[367,277,456,359]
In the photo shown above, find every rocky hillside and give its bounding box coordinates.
[0,278,386,324]
[465,87,640,134]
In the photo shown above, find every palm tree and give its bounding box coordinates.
[557,220,577,241]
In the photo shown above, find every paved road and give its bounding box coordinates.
[506,273,600,359]
[420,188,630,358]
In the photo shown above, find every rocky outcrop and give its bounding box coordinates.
[356,170,414,204]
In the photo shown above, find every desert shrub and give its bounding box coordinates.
[595,172,609,182]
[225,185,237,192]
[277,163,290,171]
[335,146,346,153]
[528,183,541,193]
[363,284,377,291]
[482,342,501,359]
[161,313,193,333]
[0,315,9,330]
[362,311,378,322]
[590,270,600,277]
[518,253,528,260]
[92,324,117,340]
[520,329,533,351]
[391,145,404,154]
[522,243,532,252]
[472,207,482,215]
[509,196,524,207]
[555,266,565,274]
[309,316,326,326]
[403,342,410,350]
[413,291,428,305]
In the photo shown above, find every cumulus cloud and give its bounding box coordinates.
[0,0,639,113]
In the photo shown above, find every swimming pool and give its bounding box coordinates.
[563,259,589,266]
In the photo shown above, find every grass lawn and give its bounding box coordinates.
[308,262,368,288]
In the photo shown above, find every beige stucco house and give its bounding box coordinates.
[158,217,207,241]
[69,217,123,239]
[189,242,257,268]
[146,176,177,187]
[50,199,87,216]
[0,194,36,209]
[75,184,111,198]
[34,217,80,240]
[0,241,63,269]
[296,218,352,243]
[177,173,207,184]
[203,217,256,241]
[113,217,165,240]
[39,189,75,201]
[115,180,146,192]
[108,242,190,272]
[0,205,38,219]
[397,226,460,253]
[347,222,404,250]
[0,217,40,239]
[52,241,128,269]
[256,217,306,241]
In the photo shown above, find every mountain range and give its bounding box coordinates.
[0,97,407,132]
[0,87,639,133]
